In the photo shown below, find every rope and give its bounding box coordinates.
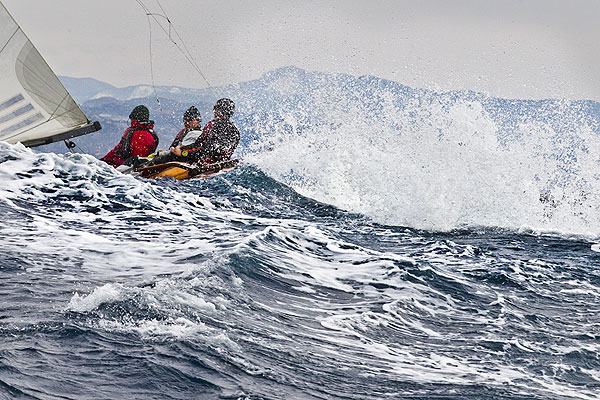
[134,0,218,98]
[146,12,179,131]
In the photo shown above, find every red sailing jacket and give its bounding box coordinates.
[100,120,158,167]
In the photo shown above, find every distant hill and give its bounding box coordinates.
[58,76,117,103]
[49,66,600,159]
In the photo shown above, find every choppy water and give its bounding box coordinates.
[0,138,600,399]
[1,95,600,400]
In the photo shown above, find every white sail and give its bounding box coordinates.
[0,1,100,147]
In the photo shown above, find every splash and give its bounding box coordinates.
[248,76,600,234]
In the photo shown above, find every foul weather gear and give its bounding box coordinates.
[169,127,204,149]
[100,120,159,167]
[180,118,240,164]
[214,98,235,119]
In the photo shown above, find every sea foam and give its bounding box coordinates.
[249,81,600,235]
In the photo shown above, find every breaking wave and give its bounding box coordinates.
[247,79,600,235]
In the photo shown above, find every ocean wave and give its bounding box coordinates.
[248,91,600,235]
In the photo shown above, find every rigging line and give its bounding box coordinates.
[170,25,215,93]
[135,0,172,124]
[136,0,183,131]
[153,0,201,76]
[146,9,180,131]
[135,0,218,98]
[155,0,178,49]
[134,0,151,14]
[147,16,159,108]
[154,0,169,20]
[146,12,172,40]
[154,0,217,97]
[148,1,199,70]
[148,13,213,92]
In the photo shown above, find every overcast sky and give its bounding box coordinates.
[3,0,600,100]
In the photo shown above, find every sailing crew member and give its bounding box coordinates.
[171,98,240,164]
[100,105,159,167]
[169,106,204,148]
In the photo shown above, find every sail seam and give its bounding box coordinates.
[0,28,19,56]
[14,59,86,126]
[48,93,71,121]
[16,59,68,102]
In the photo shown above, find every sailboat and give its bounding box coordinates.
[0,1,101,148]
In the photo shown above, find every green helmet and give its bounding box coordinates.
[129,105,149,122]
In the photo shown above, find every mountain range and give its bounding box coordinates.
[47,67,600,159]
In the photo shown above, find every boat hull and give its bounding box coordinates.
[133,158,241,180]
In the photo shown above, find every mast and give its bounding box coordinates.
[0,1,101,148]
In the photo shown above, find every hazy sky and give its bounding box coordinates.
[3,0,600,100]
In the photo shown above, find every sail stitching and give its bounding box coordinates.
[0,28,19,56]
[47,93,71,121]
[15,59,86,128]
[16,59,69,102]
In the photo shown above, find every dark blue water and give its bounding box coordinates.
[0,141,599,400]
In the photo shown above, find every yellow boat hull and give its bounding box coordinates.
[154,167,191,180]
[133,158,241,180]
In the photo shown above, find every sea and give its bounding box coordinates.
[1,91,600,399]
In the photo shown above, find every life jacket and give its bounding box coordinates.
[170,128,187,148]
[114,121,159,159]
[180,128,204,147]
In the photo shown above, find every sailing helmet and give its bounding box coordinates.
[183,106,201,122]
[214,98,235,118]
[129,105,149,122]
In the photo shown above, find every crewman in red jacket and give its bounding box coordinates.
[100,105,159,167]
